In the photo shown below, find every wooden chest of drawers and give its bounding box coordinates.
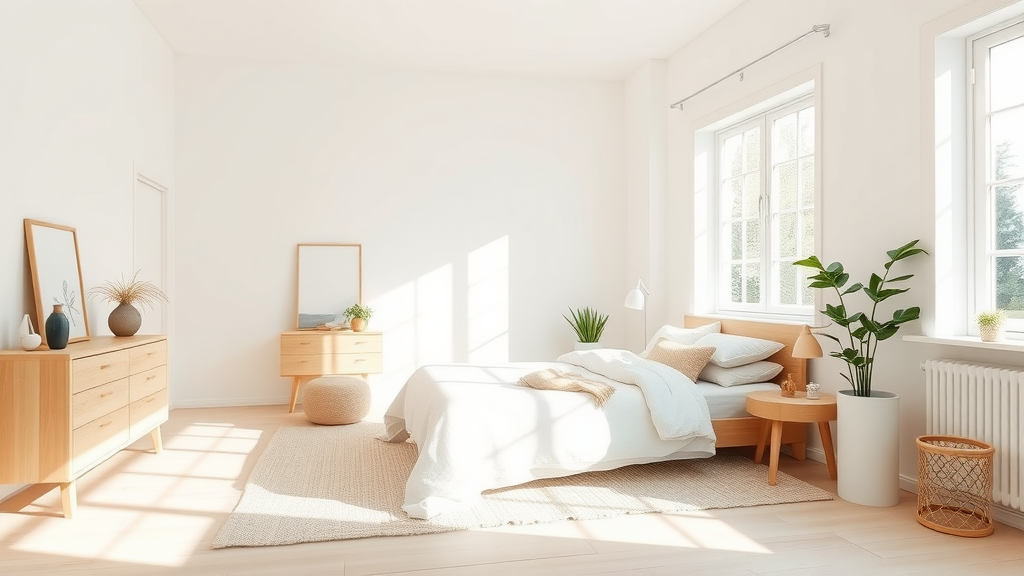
[0,335,168,518]
[280,330,382,412]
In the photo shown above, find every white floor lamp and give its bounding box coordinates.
[624,279,650,349]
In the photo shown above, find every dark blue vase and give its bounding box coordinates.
[45,304,70,350]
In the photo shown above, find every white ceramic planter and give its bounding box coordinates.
[574,342,601,351]
[837,389,901,507]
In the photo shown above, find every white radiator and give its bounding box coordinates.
[923,359,1023,512]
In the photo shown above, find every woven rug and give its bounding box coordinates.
[213,422,833,549]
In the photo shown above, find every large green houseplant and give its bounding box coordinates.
[793,239,928,397]
[794,239,927,508]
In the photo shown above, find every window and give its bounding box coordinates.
[971,20,1024,333]
[715,96,815,317]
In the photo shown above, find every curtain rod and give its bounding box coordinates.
[669,24,830,111]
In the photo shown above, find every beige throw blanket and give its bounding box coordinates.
[516,368,616,407]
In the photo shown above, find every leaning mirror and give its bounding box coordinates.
[296,243,362,330]
[24,219,91,346]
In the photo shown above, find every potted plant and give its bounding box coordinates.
[976,310,1005,342]
[794,239,927,507]
[563,306,609,350]
[343,303,373,332]
[90,271,168,337]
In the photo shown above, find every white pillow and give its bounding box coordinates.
[694,333,785,368]
[699,361,784,387]
[640,322,721,358]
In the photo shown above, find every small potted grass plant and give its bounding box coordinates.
[564,306,608,351]
[977,310,1006,342]
[90,270,168,337]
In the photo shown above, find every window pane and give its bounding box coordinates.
[744,128,761,172]
[801,209,815,256]
[731,221,743,259]
[798,107,815,154]
[995,183,1024,250]
[744,172,760,216]
[995,256,1024,312]
[991,108,1024,181]
[773,113,798,162]
[800,157,814,207]
[778,262,797,305]
[776,161,798,210]
[745,263,761,303]
[991,36,1024,111]
[721,134,743,178]
[778,212,797,258]
[801,267,814,306]
[731,264,742,303]
[724,177,742,218]
[745,219,761,259]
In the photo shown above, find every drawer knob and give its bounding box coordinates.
[101,391,113,398]
[99,420,112,428]
[146,375,156,381]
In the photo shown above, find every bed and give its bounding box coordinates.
[383,315,808,519]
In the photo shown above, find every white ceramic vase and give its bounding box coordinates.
[574,342,601,351]
[19,314,32,338]
[837,389,901,507]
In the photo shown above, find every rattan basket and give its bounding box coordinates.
[916,435,995,537]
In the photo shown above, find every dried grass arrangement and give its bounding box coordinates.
[90,270,168,310]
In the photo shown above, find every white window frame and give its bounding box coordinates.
[713,95,816,318]
[968,18,1024,335]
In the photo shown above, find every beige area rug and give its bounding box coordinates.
[213,422,833,549]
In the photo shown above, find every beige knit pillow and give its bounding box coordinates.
[647,340,716,383]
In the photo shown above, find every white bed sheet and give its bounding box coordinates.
[697,381,780,418]
[384,352,717,519]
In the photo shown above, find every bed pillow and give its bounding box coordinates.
[640,321,721,358]
[693,333,785,368]
[699,361,784,387]
[646,341,717,383]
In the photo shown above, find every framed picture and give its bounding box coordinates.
[24,219,90,345]
[296,243,362,330]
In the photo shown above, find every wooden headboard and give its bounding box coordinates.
[683,315,807,390]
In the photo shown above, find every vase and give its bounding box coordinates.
[350,318,367,332]
[19,314,32,338]
[574,342,601,351]
[45,304,70,350]
[979,325,1003,342]
[108,303,142,337]
[837,389,901,507]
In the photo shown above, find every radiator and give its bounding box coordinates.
[923,359,1023,512]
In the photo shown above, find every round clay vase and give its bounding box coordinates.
[350,317,367,332]
[108,302,142,337]
[45,304,70,350]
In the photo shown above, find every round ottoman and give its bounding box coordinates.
[303,376,371,425]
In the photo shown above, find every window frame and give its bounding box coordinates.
[968,18,1024,335]
[713,94,816,319]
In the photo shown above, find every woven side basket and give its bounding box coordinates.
[916,435,995,537]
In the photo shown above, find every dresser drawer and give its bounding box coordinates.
[129,340,167,375]
[73,405,129,475]
[130,366,167,402]
[280,353,383,376]
[280,332,382,355]
[72,351,130,394]
[72,378,129,429]
[129,389,168,439]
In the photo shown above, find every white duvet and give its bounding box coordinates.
[383,349,717,519]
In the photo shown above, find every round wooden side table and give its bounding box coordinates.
[746,390,837,486]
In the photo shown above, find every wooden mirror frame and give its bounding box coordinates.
[295,243,362,330]
[24,219,91,346]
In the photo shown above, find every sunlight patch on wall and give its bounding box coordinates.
[467,236,509,364]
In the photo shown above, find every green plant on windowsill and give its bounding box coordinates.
[563,306,608,344]
[977,309,1006,342]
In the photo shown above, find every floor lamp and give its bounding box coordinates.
[624,279,650,349]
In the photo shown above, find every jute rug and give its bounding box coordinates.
[213,422,833,549]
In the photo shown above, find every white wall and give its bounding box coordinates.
[174,58,626,414]
[662,0,1024,484]
[0,0,174,500]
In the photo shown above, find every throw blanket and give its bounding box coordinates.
[557,349,715,442]
[516,368,616,407]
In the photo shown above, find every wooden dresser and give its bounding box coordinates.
[280,330,382,412]
[0,335,168,518]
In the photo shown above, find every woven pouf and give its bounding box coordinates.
[303,376,371,425]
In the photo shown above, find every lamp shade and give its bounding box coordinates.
[624,278,648,310]
[792,325,824,359]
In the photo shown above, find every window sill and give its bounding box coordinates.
[902,334,1024,352]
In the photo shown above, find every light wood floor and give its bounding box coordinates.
[1,405,1023,575]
